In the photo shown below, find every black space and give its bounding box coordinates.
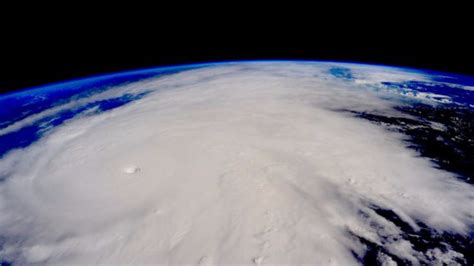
[1,8,472,94]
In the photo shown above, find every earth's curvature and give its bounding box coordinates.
[0,61,473,265]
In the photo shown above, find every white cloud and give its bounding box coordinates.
[0,62,472,265]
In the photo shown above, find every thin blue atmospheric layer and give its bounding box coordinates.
[0,64,205,158]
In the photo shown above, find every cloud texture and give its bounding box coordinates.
[0,62,472,265]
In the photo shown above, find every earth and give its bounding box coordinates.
[0,61,472,265]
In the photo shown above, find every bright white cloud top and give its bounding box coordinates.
[0,62,473,265]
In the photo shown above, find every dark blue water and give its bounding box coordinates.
[381,80,474,106]
[329,66,474,106]
[329,67,354,81]
[0,91,152,158]
[0,64,204,158]
[0,65,201,129]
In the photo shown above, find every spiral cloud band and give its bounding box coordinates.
[0,62,472,265]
